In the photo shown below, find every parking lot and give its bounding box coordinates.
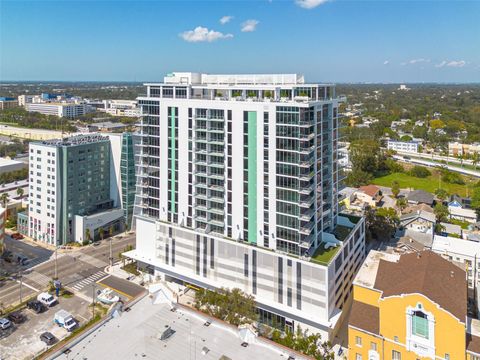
[0,294,92,360]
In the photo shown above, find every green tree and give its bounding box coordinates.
[99,228,104,242]
[434,203,450,223]
[434,188,449,201]
[409,165,431,178]
[365,206,399,242]
[391,181,400,198]
[396,197,408,212]
[16,187,24,198]
[471,185,480,216]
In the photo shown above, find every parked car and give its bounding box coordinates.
[11,233,24,240]
[54,310,77,331]
[16,255,28,265]
[40,332,57,345]
[37,292,57,307]
[27,300,46,313]
[0,318,12,330]
[7,312,25,324]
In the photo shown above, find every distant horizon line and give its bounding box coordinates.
[1,80,480,85]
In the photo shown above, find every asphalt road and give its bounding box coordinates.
[0,233,136,309]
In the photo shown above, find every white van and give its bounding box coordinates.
[37,292,56,307]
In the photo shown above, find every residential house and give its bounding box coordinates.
[400,210,435,235]
[431,235,480,289]
[348,250,480,360]
[407,189,434,206]
[449,206,478,224]
[440,222,463,238]
[403,203,434,215]
[356,185,383,208]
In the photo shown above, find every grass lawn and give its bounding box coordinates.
[372,171,476,197]
[311,244,340,265]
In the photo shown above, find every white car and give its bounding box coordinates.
[37,292,57,307]
[0,318,11,330]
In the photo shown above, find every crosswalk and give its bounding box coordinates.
[25,257,49,269]
[69,270,108,291]
[22,271,52,288]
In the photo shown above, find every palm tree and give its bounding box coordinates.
[472,152,479,170]
[1,193,9,231]
[85,228,91,244]
[16,187,24,199]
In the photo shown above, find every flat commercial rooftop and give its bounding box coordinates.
[55,296,306,360]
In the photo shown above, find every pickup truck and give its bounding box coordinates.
[54,310,77,332]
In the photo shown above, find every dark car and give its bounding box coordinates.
[7,312,25,324]
[40,332,57,345]
[27,300,46,314]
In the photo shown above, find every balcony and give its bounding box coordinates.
[299,196,314,208]
[299,221,315,235]
[299,183,314,194]
[299,208,315,221]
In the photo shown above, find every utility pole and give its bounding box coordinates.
[19,270,23,303]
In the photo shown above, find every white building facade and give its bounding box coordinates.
[26,103,92,118]
[387,140,419,153]
[126,72,366,339]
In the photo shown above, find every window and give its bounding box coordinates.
[370,342,377,351]
[445,355,450,360]
[392,351,401,360]
[355,354,362,360]
[355,336,362,346]
[412,310,429,339]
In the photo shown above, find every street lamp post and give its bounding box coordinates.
[91,283,96,320]
[109,236,113,268]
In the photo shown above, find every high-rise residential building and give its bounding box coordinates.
[348,250,480,360]
[125,72,366,339]
[27,134,129,245]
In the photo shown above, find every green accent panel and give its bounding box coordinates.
[247,111,257,244]
[170,107,176,214]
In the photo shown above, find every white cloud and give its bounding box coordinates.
[383,60,389,65]
[295,0,329,9]
[220,16,233,25]
[435,60,467,68]
[241,19,259,32]
[408,58,430,64]
[180,26,233,42]
[447,60,466,68]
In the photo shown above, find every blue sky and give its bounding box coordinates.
[1,0,479,82]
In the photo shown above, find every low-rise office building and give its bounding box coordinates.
[387,139,419,153]
[0,97,18,110]
[449,142,480,157]
[26,102,92,118]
